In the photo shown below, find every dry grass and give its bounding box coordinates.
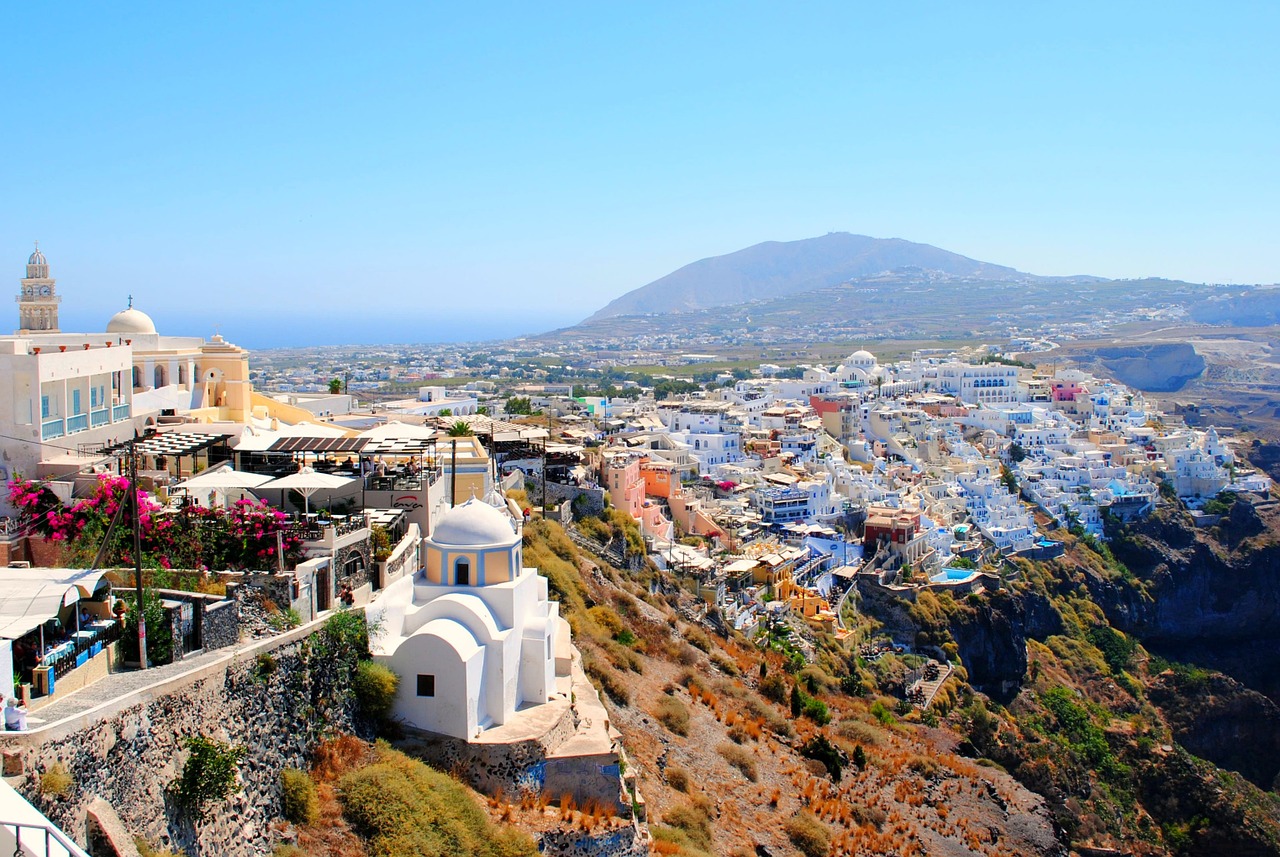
[39,762,72,797]
[717,743,759,782]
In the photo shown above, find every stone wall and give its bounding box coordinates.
[397,703,627,813]
[538,822,651,857]
[151,589,239,659]
[543,482,606,519]
[4,621,366,857]
[201,600,239,651]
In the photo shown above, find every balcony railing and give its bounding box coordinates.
[0,820,90,857]
[289,514,369,543]
[41,418,64,441]
[66,413,89,434]
[90,407,110,427]
[112,403,131,421]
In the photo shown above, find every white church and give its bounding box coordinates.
[369,495,572,740]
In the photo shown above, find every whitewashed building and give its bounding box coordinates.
[370,497,570,740]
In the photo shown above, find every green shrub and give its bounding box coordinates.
[280,768,319,825]
[269,607,304,632]
[655,695,691,736]
[353,660,400,722]
[759,673,788,704]
[801,734,846,782]
[588,605,624,637]
[172,736,247,820]
[319,608,370,659]
[39,763,72,797]
[1086,625,1137,676]
[255,652,278,680]
[802,697,831,726]
[710,652,740,676]
[784,811,831,857]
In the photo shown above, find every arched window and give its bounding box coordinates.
[177,363,187,385]
[455,558,470,586]
[132,365,142,390]
[154,365,167,388]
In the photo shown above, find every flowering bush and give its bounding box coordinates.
[8,477,303,571]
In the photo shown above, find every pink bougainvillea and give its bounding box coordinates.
[8,477,303,571]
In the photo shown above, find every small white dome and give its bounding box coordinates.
[27,247,47,267]
[849,349,876,364]
[430,497,517,547]
[107,306,156,335]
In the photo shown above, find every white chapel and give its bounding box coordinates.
[368,496,571,740]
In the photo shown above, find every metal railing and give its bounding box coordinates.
[90,408,110,427]
[65,414,89,434]
[41,418,64,441]
[1,819,91,857]
[112,403,131,421]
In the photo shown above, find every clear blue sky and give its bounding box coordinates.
[3,3,1277,346]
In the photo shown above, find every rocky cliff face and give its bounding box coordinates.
[947,591,1030,702]
[1147,669,1280,790]
[1097,499,1280,702]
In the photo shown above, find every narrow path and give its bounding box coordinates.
[27,647,232,726]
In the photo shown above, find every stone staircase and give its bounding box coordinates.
[909,661,954,710]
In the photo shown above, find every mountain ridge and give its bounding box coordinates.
[586,232,1041,321]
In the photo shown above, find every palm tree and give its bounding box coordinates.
[446,420,474,437]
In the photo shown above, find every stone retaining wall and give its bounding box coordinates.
[538,823,651,857]
[5,623,365,857]
[398,704,580,797]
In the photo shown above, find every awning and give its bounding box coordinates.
[100,431,231,459]
[267,436,367,454]
[361,437,436,455]
[0,568,112,639]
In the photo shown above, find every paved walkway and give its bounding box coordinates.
[28,646,236,728]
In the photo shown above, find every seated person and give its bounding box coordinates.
[4,698,27,731]
[79,607,91,627]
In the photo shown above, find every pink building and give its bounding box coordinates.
[1052,381,1084,402]
[604,454,645,519]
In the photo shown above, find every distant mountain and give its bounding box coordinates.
[586,233,1031,321]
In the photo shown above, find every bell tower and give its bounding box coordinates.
[17,243,61,334]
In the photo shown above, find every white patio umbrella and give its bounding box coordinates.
[175,468,274,491]
[355,420,438,441]
[261,466,355,515]
[175,468,275,508]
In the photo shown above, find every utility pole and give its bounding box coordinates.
[541,404,550,513]
[450,439,458,508]
[129,432,148,670]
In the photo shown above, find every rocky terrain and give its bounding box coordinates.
[516,497,1280,857]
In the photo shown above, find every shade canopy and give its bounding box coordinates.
[0,568,111,639]
[175,468,274,491]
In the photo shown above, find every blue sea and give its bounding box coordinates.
[59,308,579,350]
